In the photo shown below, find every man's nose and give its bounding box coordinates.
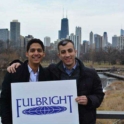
[34,50,39,54]
[65,51,70,56]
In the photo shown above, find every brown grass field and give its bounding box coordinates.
[96,81,124,124]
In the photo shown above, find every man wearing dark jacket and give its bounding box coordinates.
[47,39,104,124]
[7,39,104,124]
[1,39,50,124]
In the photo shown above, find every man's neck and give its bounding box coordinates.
[63,60,76,70]
[28,63,39,73]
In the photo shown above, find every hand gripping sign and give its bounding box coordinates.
[11,80,79,124]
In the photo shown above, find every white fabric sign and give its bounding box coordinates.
[11,80,79,124]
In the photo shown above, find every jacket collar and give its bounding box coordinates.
[51,58,86,78]
[16,60,47,81]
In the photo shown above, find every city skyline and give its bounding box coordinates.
[0,0,124,42]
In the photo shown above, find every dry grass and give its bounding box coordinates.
[96,81,124,124]
[83,61,124,69]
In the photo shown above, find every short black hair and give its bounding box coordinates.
[57,39,74,50]
[26,39,44,52]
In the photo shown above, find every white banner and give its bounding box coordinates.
[11,80,79,124]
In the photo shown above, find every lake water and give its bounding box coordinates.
[98,73,118,91]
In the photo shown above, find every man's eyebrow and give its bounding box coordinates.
[30,48,42,49]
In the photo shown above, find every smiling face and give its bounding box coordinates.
[58,42,77,69]
[26,43,45,68]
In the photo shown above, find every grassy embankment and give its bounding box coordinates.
[96,81,124,124]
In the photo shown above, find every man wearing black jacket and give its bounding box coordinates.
[1,39,50,124]
[7,39,104,124]
[48,39,104,124]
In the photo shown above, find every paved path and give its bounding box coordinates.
[104,72,124,80]
[95,68,110,72]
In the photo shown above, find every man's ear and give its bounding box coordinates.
[25,52,28,58]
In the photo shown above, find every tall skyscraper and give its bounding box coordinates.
[119,36,124,50]
[10,20,20,47]
[82,40,89,53]
[75,26,82,58]
[68,33,79,57]
[102,32,108,48]
[24,35,34,48]
[69,33,76,44]
[0,29,9,49]
[112,35,124,50]
[58,30,61,39]
[94,34,102,51]
[0,29,9,42]
[20,35,24,48]
[89,31,93,49]
[112,35,119,48]
[75,27,82,43]
[120,29,124,36]
[44,36,51,47]
[60,18,69,39]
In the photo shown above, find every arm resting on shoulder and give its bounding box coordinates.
[7,60,23,73]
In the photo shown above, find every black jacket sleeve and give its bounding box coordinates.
[9,59,23,66]
[87,69,104,109]
[1,72,13,124]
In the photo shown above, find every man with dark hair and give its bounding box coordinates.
[7,39,104,124]
[1,39,50,124]
[26,38,45,52]
[48,39,104,124]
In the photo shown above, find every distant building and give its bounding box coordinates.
[112,35,124,50]
[24,35,34,48]
[44,36,51,47]
[94,34,102,51]
[58,30,61,39]
[53,40,60,50]
[69,33,78,48]
[0,29,9,42]
[20,35,24,48]
[10,20,20,47]
[120,29,124,36]
[119,36,124,50]
[112,35,119,49]
[89,31,93,49]
[82,40,89,53]
[75,26,82,57]
[102,32,108,48]
[76,27,82,44]
[60,18,69,39]
[68,33,79,57]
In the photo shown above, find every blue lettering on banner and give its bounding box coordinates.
[16,95,73,117]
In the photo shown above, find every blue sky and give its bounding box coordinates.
[0,0,124,43]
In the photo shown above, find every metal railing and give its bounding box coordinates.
[97,111,124,119]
